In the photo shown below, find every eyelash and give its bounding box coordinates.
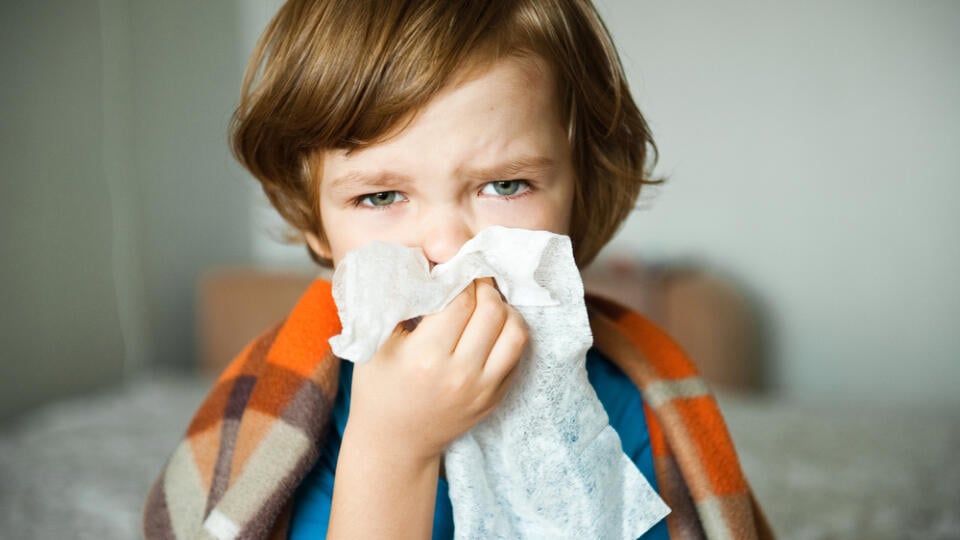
[480,179,532,198]
[352,191,407,209]
[351,180,532,209]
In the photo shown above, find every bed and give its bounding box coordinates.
[3,266,957,539]
[1,369,957,539]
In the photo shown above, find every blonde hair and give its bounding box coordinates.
[231,0,658,267]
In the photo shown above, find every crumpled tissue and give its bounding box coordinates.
[329,226,670,539]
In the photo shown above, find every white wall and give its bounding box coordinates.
[1,0,255,418]
[596,1,960,405]
[125,0,252,369]
[1,0,126,419]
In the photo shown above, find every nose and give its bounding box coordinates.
[418,206,474,266]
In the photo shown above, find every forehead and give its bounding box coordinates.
[321,55,567,181]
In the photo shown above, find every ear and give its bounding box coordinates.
[304,231,331,261]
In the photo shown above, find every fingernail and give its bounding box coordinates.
[400,316,422,333]
[490,279,506,301]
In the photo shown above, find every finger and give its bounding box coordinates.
[485,352,522,413]
[475,334,524,419]
[411,280,477,353]
[479,306,527,386]
[453,279,508,366]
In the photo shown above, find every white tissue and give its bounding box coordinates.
[329,226,670,539]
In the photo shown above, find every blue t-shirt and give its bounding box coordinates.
[289,348,669,540]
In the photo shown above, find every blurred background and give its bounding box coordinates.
[1,1,958,538]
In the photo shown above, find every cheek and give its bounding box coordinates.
[321,207,410,264]
[487,198,572,236]
[545,203,573,236]
[318,204,362,259]
[536,179,575,236]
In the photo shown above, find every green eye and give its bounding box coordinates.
[482,180,527,196]
[361,191,401,207]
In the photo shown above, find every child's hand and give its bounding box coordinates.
[344,278,527,463]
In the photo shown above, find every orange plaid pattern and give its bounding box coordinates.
[144,280,772,539]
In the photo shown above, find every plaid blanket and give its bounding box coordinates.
[143,279,773,539]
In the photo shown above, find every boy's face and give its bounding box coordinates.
[307,56,576,267]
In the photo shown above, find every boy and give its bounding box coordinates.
[144,1,773,539]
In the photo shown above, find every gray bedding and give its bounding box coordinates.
[1,371,957,539]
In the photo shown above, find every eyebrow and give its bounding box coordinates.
[458,155,555,181]
[329,155,556,191]
[328,170,412,192]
